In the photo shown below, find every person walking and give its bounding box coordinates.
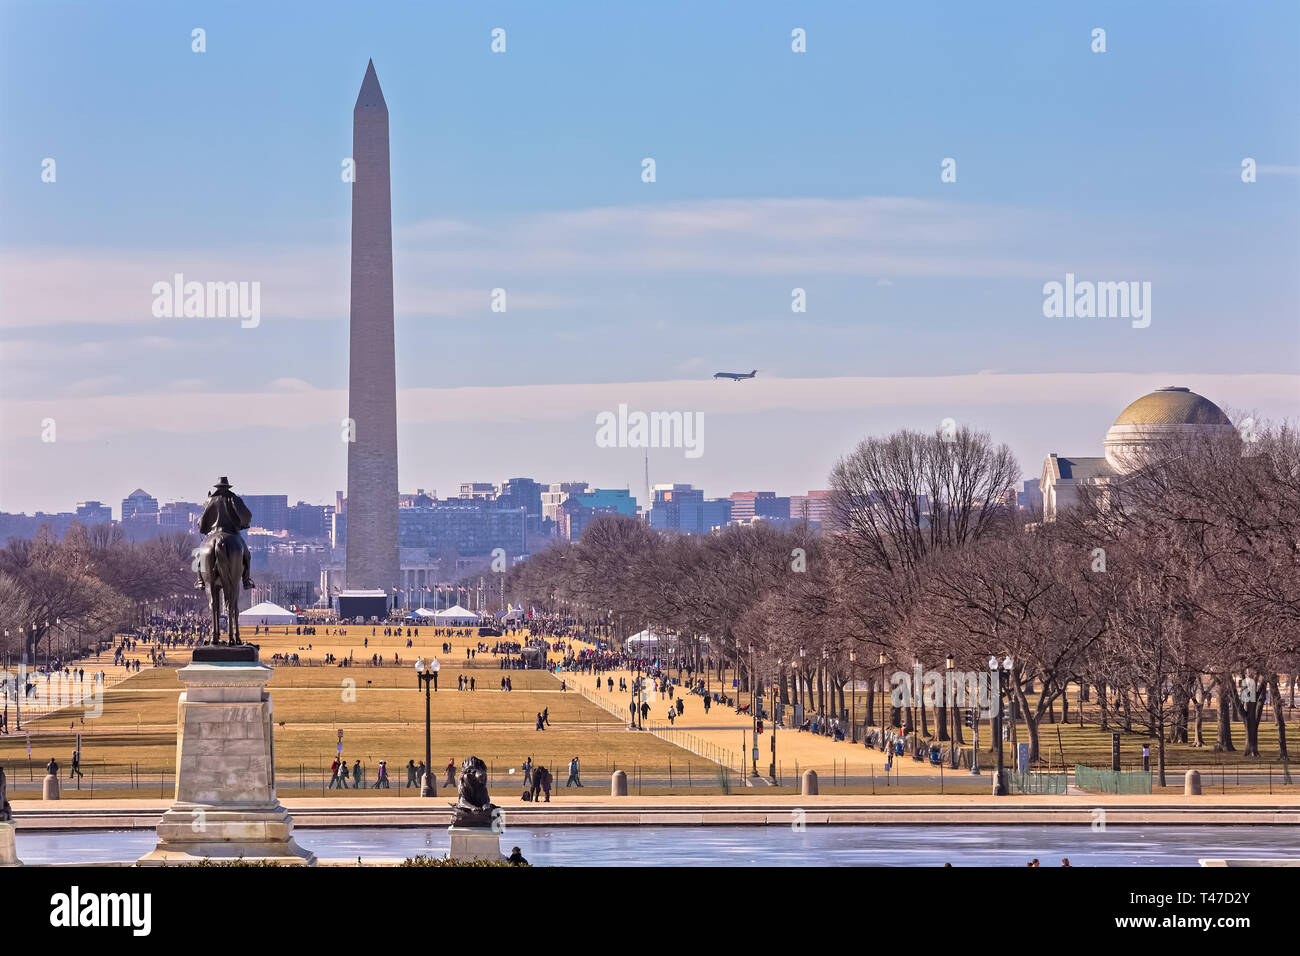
[352,759,362,789]
[373,760,390,788]
[565,756,583,787]
[522,756,533,788]
[444,758,456,788]
[542,707,550,727]
[536,712,545,731]
[69,749,84,782]
[406,760,419,788]
[329,757,343,789]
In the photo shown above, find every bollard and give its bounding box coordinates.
[42,774,59,801]
[611,769,627,797]
[801,769,818,796]
[1184,769,1201,796]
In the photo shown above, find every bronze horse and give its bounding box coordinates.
[196,477,254,646]
[199,531,248,646]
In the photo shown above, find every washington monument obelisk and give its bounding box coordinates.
[345,60,399,598]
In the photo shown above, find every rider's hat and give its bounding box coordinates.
[213,476,233,491]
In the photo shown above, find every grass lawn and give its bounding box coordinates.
[4,624,1294,799]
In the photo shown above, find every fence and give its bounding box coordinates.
[1074,764,1153,794]
[1009,770,1067,795]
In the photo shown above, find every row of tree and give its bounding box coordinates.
[0,523,198,666]
[509,422,1300,783]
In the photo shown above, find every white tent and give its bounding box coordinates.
[627,628,671,647]
[240,601,297,626]
[434,604,481,625]
[406,607,438,619]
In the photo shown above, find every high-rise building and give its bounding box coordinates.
[75,501,113,524]
[729,491,790,523]
[788,489,834,527]
[557,497,619,542]
[287,501,333,538]
[498,477,543,531]
[459,482,497,499]
[649,483,704,534]
[332,499,528,558]
[1016,479,1043,513]
[344,61,400,597]
[120,488,158,521]
[159,501,201,532]
[575,488,637,517]
[243,494,290,531]
[541,482,588,524]
[702,497,733,531]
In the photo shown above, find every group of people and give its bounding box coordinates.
[328,757,391,789]
[519,756,552,801]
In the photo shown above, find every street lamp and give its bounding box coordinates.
[414,656,440,797]
[790,647,800,723]
[878,651,887,751]
[771,657,780,781]
[989,654,1013,795]
[748,643,758,777]
[945,653,959,769]
[848,649,857,741]
[16,626,24,732]
[912,657,920,757]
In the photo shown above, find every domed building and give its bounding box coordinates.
[1040,387,1235,520]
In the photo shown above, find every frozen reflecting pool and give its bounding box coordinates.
[16,824,1300,866]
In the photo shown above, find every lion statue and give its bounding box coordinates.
[449,755,497,828]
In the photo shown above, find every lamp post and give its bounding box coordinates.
[878,651,887,751]
[771,657,780,782]
[414,656,439,796]
[16,626,24,732]
[748,643,759,777]
[945,653,959,769]
[849,649,857,742]
[790,642,800,723]
[911,657,920,757]
[989,654,1012,795]
[821,648,830,732]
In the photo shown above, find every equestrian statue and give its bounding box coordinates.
[195,476,256,646]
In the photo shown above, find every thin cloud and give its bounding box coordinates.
[0,196,1068,329]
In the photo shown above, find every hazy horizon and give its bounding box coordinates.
[2,2,1297,513]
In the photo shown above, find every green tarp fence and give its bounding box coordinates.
[1074,764,1153,794]
[1009,770,1067,795]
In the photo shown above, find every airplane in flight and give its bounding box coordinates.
[713,369,758,381]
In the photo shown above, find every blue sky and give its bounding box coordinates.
[1,1,1297,512]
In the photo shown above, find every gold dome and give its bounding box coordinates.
[1112,387,1230,427]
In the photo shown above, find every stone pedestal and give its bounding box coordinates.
[610,770,627,796]
[42,775,58,800]
[0,822,20,866]
[447,826,503,863]
[1185,769,1202,796]
[138,660,315,866]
